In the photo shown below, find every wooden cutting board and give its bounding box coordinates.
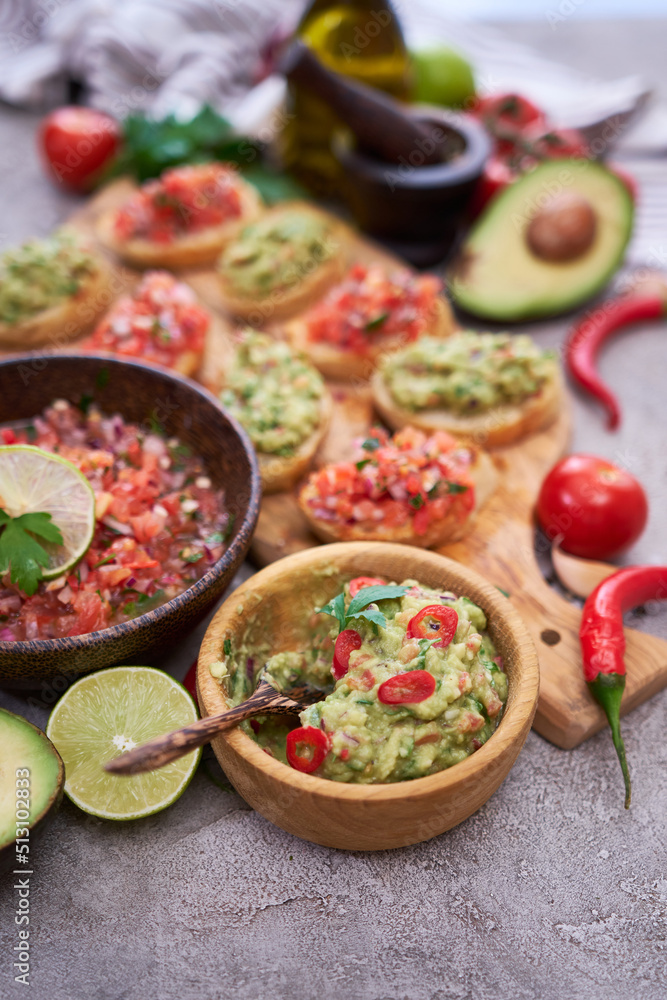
[43,180,667,749]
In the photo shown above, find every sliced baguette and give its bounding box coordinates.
[372,364,563,449]
[285,295,455,381]
[0,260,114,350]
[298,445,497,548]
[97,182,262,270]
[217,204,348,325]
[259,388,333,494]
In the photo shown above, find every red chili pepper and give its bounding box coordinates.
[332,628,362,680]
[286,726,330,773]
[407,605,458,647]
[580,565,667,808]
[378,670,436,705]
[348,576,386,598]
[183,658,199,708]
[566,292,666,430]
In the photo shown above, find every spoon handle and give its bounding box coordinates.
[104,682,293,776]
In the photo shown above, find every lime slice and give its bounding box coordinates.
[0,444,95,579]
[46,666,202,820]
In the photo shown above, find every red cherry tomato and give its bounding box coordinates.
[348,576,386,598]
[469,155,518,217]
[378,670,436,705]
[473,93,546,133]
[521,123,589,161]
[38,106,121,193]
[333,628,363,680]
[407,605,459,648]
[286,726,330,773]
[536,454,649,560]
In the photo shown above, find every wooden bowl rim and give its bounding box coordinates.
[0,352,261,654]
[198,541,539,804]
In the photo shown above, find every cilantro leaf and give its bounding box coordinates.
[316,591,346,632]
[445,481,468,495]
[409,494,425,510]
[223,639,232,657]
[347,606,386,630]
[346,584,408,619]
[0,510,64,596]
[416,637,439,668]
[364,312,389,332]
[179,549,203,564]
[361,436,381,452]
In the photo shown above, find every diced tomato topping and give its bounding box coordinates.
[407,605,459,648]
[303,426,474,537]
[377,670,436,705]
[333,628,363,680]
[113,163,244,243]
[286,727,330,773]
[302,263,443,354]
[348,576,386,598]
[1,428,17,444]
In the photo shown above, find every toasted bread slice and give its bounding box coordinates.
[97,182,262,270]
[298,445,497,548]
[260,389,333,494]
[0,260,114,350]
[372,364,563,448]
[285,295,455,381]
[216,204,348,325]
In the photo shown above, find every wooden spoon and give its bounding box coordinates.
[104,673,324,776]
[551,544,616,599]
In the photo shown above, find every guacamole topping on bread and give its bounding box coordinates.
[218,210,336,298]
[215,578,508,783]
[220,331,325,456]
[0,230,97,325]
[380,331,557,415]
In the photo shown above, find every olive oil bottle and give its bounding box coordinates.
[280,0,411,195]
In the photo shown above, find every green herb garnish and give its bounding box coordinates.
[364,312,389,332]
[317,584,409,634]
[0,510,63,596]
[223,639,232,657]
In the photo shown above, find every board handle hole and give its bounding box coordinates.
[540,629,561,646]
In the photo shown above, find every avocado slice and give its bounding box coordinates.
[450,159,634,321]
[0,708,65,871]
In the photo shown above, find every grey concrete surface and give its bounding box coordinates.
[1,18,667,1000]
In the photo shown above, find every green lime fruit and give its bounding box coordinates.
[46,666,202,820]
[411,46,476,109]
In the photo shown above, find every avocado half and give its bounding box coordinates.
[450,159,634,321]
[0,708,65,872]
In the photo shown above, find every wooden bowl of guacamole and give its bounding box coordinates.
[197,542,539,851]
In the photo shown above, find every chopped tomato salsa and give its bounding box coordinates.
[302,263,443,354]
[302,426,475,535]
[113,163,244,243]
[0,401,232,641]
[87,271,209,370]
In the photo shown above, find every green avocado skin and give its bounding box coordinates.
[450,159,635,322]
[0,709,65,873]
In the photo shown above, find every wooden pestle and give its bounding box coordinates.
[281,40,442,166]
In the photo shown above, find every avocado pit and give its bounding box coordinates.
[526,191,597,263]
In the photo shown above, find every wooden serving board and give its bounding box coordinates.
[43,180,667,749]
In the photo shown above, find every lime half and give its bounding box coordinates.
[0,444,95,579]
[46,666,202,820]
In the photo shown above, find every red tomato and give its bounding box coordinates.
[333,629,363,680]
[377,670,436,705]
[473,93,546,133]
[407,605,458,647]
[609,164,638,203]
[348,576,386,598]
[38,106,121,193]
[521,123,589,161]
[536,454,649,560]
[286,727,330,773]
[469,155,518,216]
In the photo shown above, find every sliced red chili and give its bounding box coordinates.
[286,726,330,773]
[333,628,363,680]
[378,670,436,705]
[407,605,458,647]
[348,576,386,597]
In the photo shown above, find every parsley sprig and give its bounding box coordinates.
[0,510,63,596]
[317,584,408,634]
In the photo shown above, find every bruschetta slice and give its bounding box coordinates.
[84,270,211,378]
[285,263,455,379]
[98,163,262,269]
[216,204,346,324]
[0,230,112,349]
[372,331,563,448]
[219,330,332,494]
[298,425,496,548]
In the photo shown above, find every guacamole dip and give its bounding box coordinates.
[218,210,336,298]
[220,331,325,455]
[213,578,508,784]
[380,331,556,415]
[0,230,97,325]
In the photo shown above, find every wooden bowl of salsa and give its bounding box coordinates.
[197,542,539,850]
[0,353,260,689]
